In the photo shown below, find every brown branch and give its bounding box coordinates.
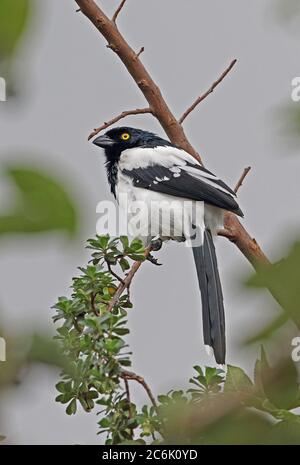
[90,292,98,315]
[112,0,127,23]
[106,260,125,284]
[179,59,237,124]
[75,0,272,274]
[75,0,201,161]
[234,166,251,194]
[107,247,151,312]
[88,107,152,140]
[121,369,158,411]
[124,377,133,433]
[219,213,270,267]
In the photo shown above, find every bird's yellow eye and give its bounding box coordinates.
[120,132,130,141]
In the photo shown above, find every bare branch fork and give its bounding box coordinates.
[121,369,158,411]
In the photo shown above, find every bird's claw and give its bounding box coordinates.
[147,253,162,266]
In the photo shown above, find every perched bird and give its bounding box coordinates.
[93,127,243,364]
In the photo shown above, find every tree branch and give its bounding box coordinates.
[234,166,251,194]
[75,0,201,161]
[121,369,158,411]
[107,247,151,312]
[219,214,270,267]
[112,0,127,24]
[178,59,237,124]
[88,107,152,140]
[123,377,133,428]
[74,0,272,273]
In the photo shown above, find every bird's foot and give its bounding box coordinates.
[147,253,162,266]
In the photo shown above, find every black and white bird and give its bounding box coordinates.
[93,127,243,364]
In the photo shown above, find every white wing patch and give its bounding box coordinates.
[119,145,235,199]
[119,146,196,171]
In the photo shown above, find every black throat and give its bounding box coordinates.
[104,147,122,198]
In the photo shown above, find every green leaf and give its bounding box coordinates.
[246,241,300,331]
[246,313,289,344]
[99,417,111,428]
[119,257,130,272]
[56,382,67,394]
[66,398,77,416]
[120,236,129,250]
[0,166,77,236]
[193,366,204,377]
[224,365,253,392]
[99,235,110,249]
[255,347,300,410]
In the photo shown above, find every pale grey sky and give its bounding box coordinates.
[0,0,300,444]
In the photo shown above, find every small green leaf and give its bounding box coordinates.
[224,365,253,392]
[119,257,130,272]
[99,417,111,428]
[66,398,77,416]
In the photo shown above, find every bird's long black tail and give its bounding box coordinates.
[192,228,225,364]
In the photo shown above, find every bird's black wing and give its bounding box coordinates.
[122,162,243,216]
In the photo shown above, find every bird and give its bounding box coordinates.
[92,126,243,364]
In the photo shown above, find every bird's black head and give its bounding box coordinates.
[92,126,172,161]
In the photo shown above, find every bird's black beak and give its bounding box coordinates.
[92,134,115,148]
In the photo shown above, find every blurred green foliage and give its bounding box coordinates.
[0,329,65,389]
[0,166,77,236]
[276,105,300,149]
[246,240,300,341]
[0,0,31,62]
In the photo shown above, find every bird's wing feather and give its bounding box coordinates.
[121,153,243,216]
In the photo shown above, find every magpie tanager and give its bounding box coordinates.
[93,127,243,364]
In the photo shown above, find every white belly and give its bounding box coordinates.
[116,173,223,245]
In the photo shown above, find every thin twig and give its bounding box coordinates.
[88,107,152,140]
[112,0,127,23]
[90,293,98,315]
[234,166,251,194]
[135,46,144,59]
[107,247,151,312]
[106,260,125,285]
[121,370,158,411]
[178,59,237,124]
[124,378,133,437]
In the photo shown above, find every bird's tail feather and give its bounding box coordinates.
[192,228,226,364]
